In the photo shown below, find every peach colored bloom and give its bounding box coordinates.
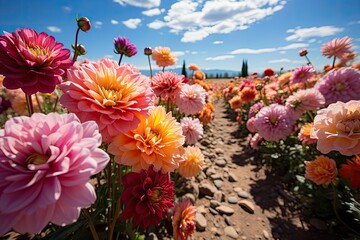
[298,123,317,145]
[5,88,42,115]
[172,199,196,240]
[198,103,215,126]
[229,95,242,109]
[188,64,200,71]
[311,100,360,156]
[152,46,177,68]
[178,146,204,178]
[108,106,185,173]
[59,58,155,142]
[193,70,206,80]
[194,79,210,91]
[305,155,338,185]
[278,72,292,86]
[321,36,352,59]
[175,83,207,115]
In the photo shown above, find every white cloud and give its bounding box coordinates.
[230,43,309,54]
[103,54,114,59]
[173,51,185,57]
[47,26,61,33]
[142,8,163,16]
[147,20,166,29]
[279,51,286,54]
[62,6,71,12]
[213,40,223,44]
[149,0,286,42]
[205,55,235,61]
[113,0,160,8]
[286,26,344,41]
[111,20,119,25]
[230,48,277,54]
[191,51,198,54]
[268,58,291,63]
[349,20,360,25]
[122,18,141,29]
[95,21,103,29]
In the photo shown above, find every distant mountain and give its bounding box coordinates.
[139,68,241,78]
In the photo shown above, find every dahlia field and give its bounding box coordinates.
[0,16,359,240]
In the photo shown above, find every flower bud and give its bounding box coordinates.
[77,16,91,32]
[144,47,152,56]
[299,48,308,57]
[72,44,87,56]
[255,84,263,91]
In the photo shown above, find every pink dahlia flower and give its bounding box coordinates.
[321,36,352,59]
[314,67,360,106]
[0,113,109,235]
[250,133,263,150]
[175,84,207,115]
[311,100,360,156]
[0,28,72,95]
[290,65,315,84]
[248,102,264,119]
[120,166,175,230]
[286,88,325,119]
[59,58,155,142]
[246,117,257,133]
[180,117,203,145]
[151,71,185,99]
[254,104,293,142]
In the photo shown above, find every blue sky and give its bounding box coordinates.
[1,0,360,74]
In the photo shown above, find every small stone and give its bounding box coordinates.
[241,236,247,240]
[239,200,255,214]
[196,213,207,231]
[310,218,327,231]
[228,172,238,182]
[263,229,270,239]
[196,205,207,215]
[214,180,223,188]
[210,200,221,209]
[224,226,238,239]
[216,205,235,215]
[233,187,243,193]
[215,159,227,167]
[199,183,217,197]
[201,139,211,146]
[182,193,195,204]
[206,168,217,177]
[237,190,250,199]
[228,196,238,204]
[214,148,224,154]
[213,190,223,202]
[224,216,232,226]
[210,173,222,180]
[209,208,219,215]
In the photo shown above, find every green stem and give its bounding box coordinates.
[107,161,112,240]
[118,54,124,66]
[331,185,360,235]
[72,28,80,62]
[162,66,165,72]
[53,96,59,112]
[26,94,34,116]
[148,55,153,78]
[82,209,100,240]
[305,55,313,67]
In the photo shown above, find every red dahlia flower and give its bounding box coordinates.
[0,28,72,95]
[120,166,175,230]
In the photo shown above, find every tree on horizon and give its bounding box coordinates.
[181,60,188,78]
[241,59,249,77]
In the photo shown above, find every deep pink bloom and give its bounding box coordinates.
[120,166,175,230]
[0,28,72,94]
[59,58,155,142]
[254,104,293,142]
[151,71,185,99]
[314,67,360,106]
[299,48,308,57]
[290,65,315,84]
[321,36,352,59]
[248,102,264,119]
[175,83,207,115]
[0,113,109,235]
[180,117,203,145]
[114,36,137,57]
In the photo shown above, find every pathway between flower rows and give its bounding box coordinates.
[180,100,337,240]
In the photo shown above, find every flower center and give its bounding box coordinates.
[269,115,278,125]
[149,187,163,203]
[335,82,345,92]
[337,118,360,135]
[29,45,47,58]
[26,153,49,165]
[135,127,162,155]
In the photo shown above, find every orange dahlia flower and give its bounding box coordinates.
[298,123,317,145]
[305,155,338,186]
[229,95,242,109]
[188,64,200,71]
[152,46,177,68]
[172,199,196,240]
[193,70,206,80]
[198,103,214,126]
[108,106,185,173]
[194,79,210,91]
[178,146,204,178]
[240,86,257,103]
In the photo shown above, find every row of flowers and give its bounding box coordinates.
[222,36,360,237]
[0,17,216,239]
